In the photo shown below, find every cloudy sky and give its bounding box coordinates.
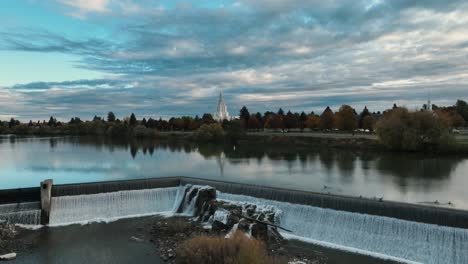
[1,0,468,121]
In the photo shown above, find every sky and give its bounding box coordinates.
[1,0,468,121]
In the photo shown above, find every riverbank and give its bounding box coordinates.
[151,130,468,155]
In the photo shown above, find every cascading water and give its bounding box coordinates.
[0,202,41,225]
[218,192,468,264]
[3,179,468,264]
[49,187,181,226]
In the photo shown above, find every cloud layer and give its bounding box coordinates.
[1,0,468,120]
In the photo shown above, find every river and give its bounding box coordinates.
[1,135,467,210]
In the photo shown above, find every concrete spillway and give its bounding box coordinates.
[49,187,181,226]
[1,177,468,263]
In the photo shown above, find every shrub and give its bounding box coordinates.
[224,119,245,141]
[107,122,129,137]
[132,125,153,137]
[376,108,454,151]
[177,232,282,264]
[194,123,225,142]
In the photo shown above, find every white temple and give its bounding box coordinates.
[214,92,230,121]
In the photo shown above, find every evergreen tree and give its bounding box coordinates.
[299,111,307,130]
[277,108,284,116]
[455,100,468,123]
[239,106,250,121]
[107,112,116,122]
[284,111,298,130]
[320,107,335,130]
[359,106,371,128]
[47,116,56,127]
[129,113,137,126]
[255,112,263,127]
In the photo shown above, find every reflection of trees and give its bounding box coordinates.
[318,149,335,172]
[376,154,460,180]
[197,144,224,159]
[49,138,57,149]
[335,150,356,175]
[359,151,375,170]
[35,137,462,194]
[298,153,308,170]
[375,154,462,191]
[358,151,376,179]
[130,143,138,159]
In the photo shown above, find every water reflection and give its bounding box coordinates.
[1,136,467,209]
[58,136,463,183]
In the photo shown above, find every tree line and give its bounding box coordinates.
[1,100,467,138]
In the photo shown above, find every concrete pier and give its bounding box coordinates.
[40,179,53,225]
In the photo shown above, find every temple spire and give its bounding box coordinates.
[214,90,230,121]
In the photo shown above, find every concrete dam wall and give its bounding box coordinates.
[1,176,468,228]
[1,177,468,263]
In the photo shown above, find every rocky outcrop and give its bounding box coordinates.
[193,196,283,244]
[173,185,284,252]
[176,185,216,216]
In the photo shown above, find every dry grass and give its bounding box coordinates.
[177,231,284,264]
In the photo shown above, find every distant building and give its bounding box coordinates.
[427,99,432,112]
[214,92,230,121]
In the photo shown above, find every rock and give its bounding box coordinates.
[268,227,284,243]
[266,213,275,223]
[186,187,198,203]
[256,213,265,221]
[226,213,240,228]
[195,187,216,215]
[245,205,256,217]
[208,203,218,215]
[0,253,16,261]
[130,236,144,243]
[212,220,228,233]
[231,208,241,216]
[237,218,250,232]
[251,223,268,241]
[177,186,217,216]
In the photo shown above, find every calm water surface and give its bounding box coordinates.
[1,136,467,210]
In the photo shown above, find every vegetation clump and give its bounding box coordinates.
[177,231,282,264]
[194,123,225,142]
[376,108,454,151]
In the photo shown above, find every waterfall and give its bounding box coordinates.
[0,202,41,225]
[49,187,181,226]
[218,192,468,264]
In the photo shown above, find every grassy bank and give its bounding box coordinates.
[150,130,468,155]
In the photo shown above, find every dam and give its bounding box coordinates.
[1,177,468,264]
